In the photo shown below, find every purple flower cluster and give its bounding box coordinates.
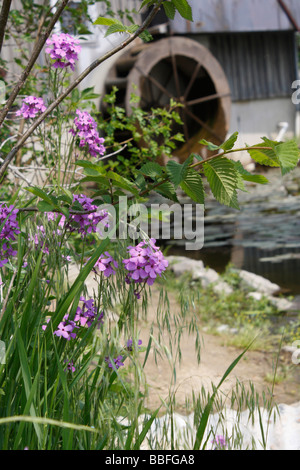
[67,194,109,238]
[212,435,228,450]
[123,238,168,286]
[92,251,118,278]
[74,296,104,328]
[54,314,78,341]
[28,224,49,255]
[126,338,142,352]
[105,355,124,370]
[47,194,109,238]
[0,203,20,268]
[45,33,81,71]
[16,96,46,119]
[70,109,105,157]
[43,296,104,339]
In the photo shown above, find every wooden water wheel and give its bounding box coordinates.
[102,36,232,163]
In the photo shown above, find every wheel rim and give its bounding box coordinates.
[125,37,232,162]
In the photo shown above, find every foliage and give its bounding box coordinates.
[0,0,299,451]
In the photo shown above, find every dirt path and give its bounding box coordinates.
[137,288,300,412]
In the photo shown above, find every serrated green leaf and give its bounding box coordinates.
[171,0,193,21]
[140,162,163,179]
[139,30,153,43]
[180,169,205,204]
[247,141,280,167]
[166,156,192,188]
[154,181,179,202]
[93,17,123,26]
[107,171,140,195]
[105,23,128,37]
[203,157,240,209]
[163,1,176,19]
[199,139,220,151]
[220,132,238,151]
[275,139,300,175]
[233,161,269,185]
[139,0,156,10]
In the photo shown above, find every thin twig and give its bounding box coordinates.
[0,0,12,54]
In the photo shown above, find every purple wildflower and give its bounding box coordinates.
[105,355,124,370]
[68,194,109,238]
[92,251,118,278]
[42,318,50,331]
[46,194,109,238]
[126,338,142,352]
[70,109,105,157]
[0,204,20,241]
[45,33,81,71]
[0,203,20,267]
[16,96,46,119]
[212,435,228,450]
[74,296,97,327]
[53,314,78,340]
[123,238,168,287]
[64,360,76,373]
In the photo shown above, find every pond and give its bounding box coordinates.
[161,167,300,295]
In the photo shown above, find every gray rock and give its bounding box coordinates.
[213,280,234,295]
[167,256,205,278]
[238,270,280,295]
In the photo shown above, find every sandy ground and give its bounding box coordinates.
[137,288,300,413]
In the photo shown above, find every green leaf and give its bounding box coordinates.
[180,169,205,204]
[107,171,140,196]
[139,0,156,10]
[247,141,280,167]
[275,139,300,175]
[140,162,163,179]
[37,201,55,212]
[105,23,128,37]
[203,157,240,209]
[220,131,238,151]
[166,156,192,188]
[233,161,269,185]
[25,187,58,208]
[199,139,220,151]
[171,0,193,21]
[163,1,176,19]
[93,17,123,26]
[154,181,179,202]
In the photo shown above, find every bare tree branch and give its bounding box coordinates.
[0,0,12,54]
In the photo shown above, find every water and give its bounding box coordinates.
[162,167,300,295]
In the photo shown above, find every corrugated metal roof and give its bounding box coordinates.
[208,31,297,101]
[170,0,300,33]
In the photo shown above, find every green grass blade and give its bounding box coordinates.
[193,339,255,450]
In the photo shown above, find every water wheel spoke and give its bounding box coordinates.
[184,62,202,100]
[186,92,231,107]
[184,106,224,144]
[171,52,182,100]
[135,65,175,101]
